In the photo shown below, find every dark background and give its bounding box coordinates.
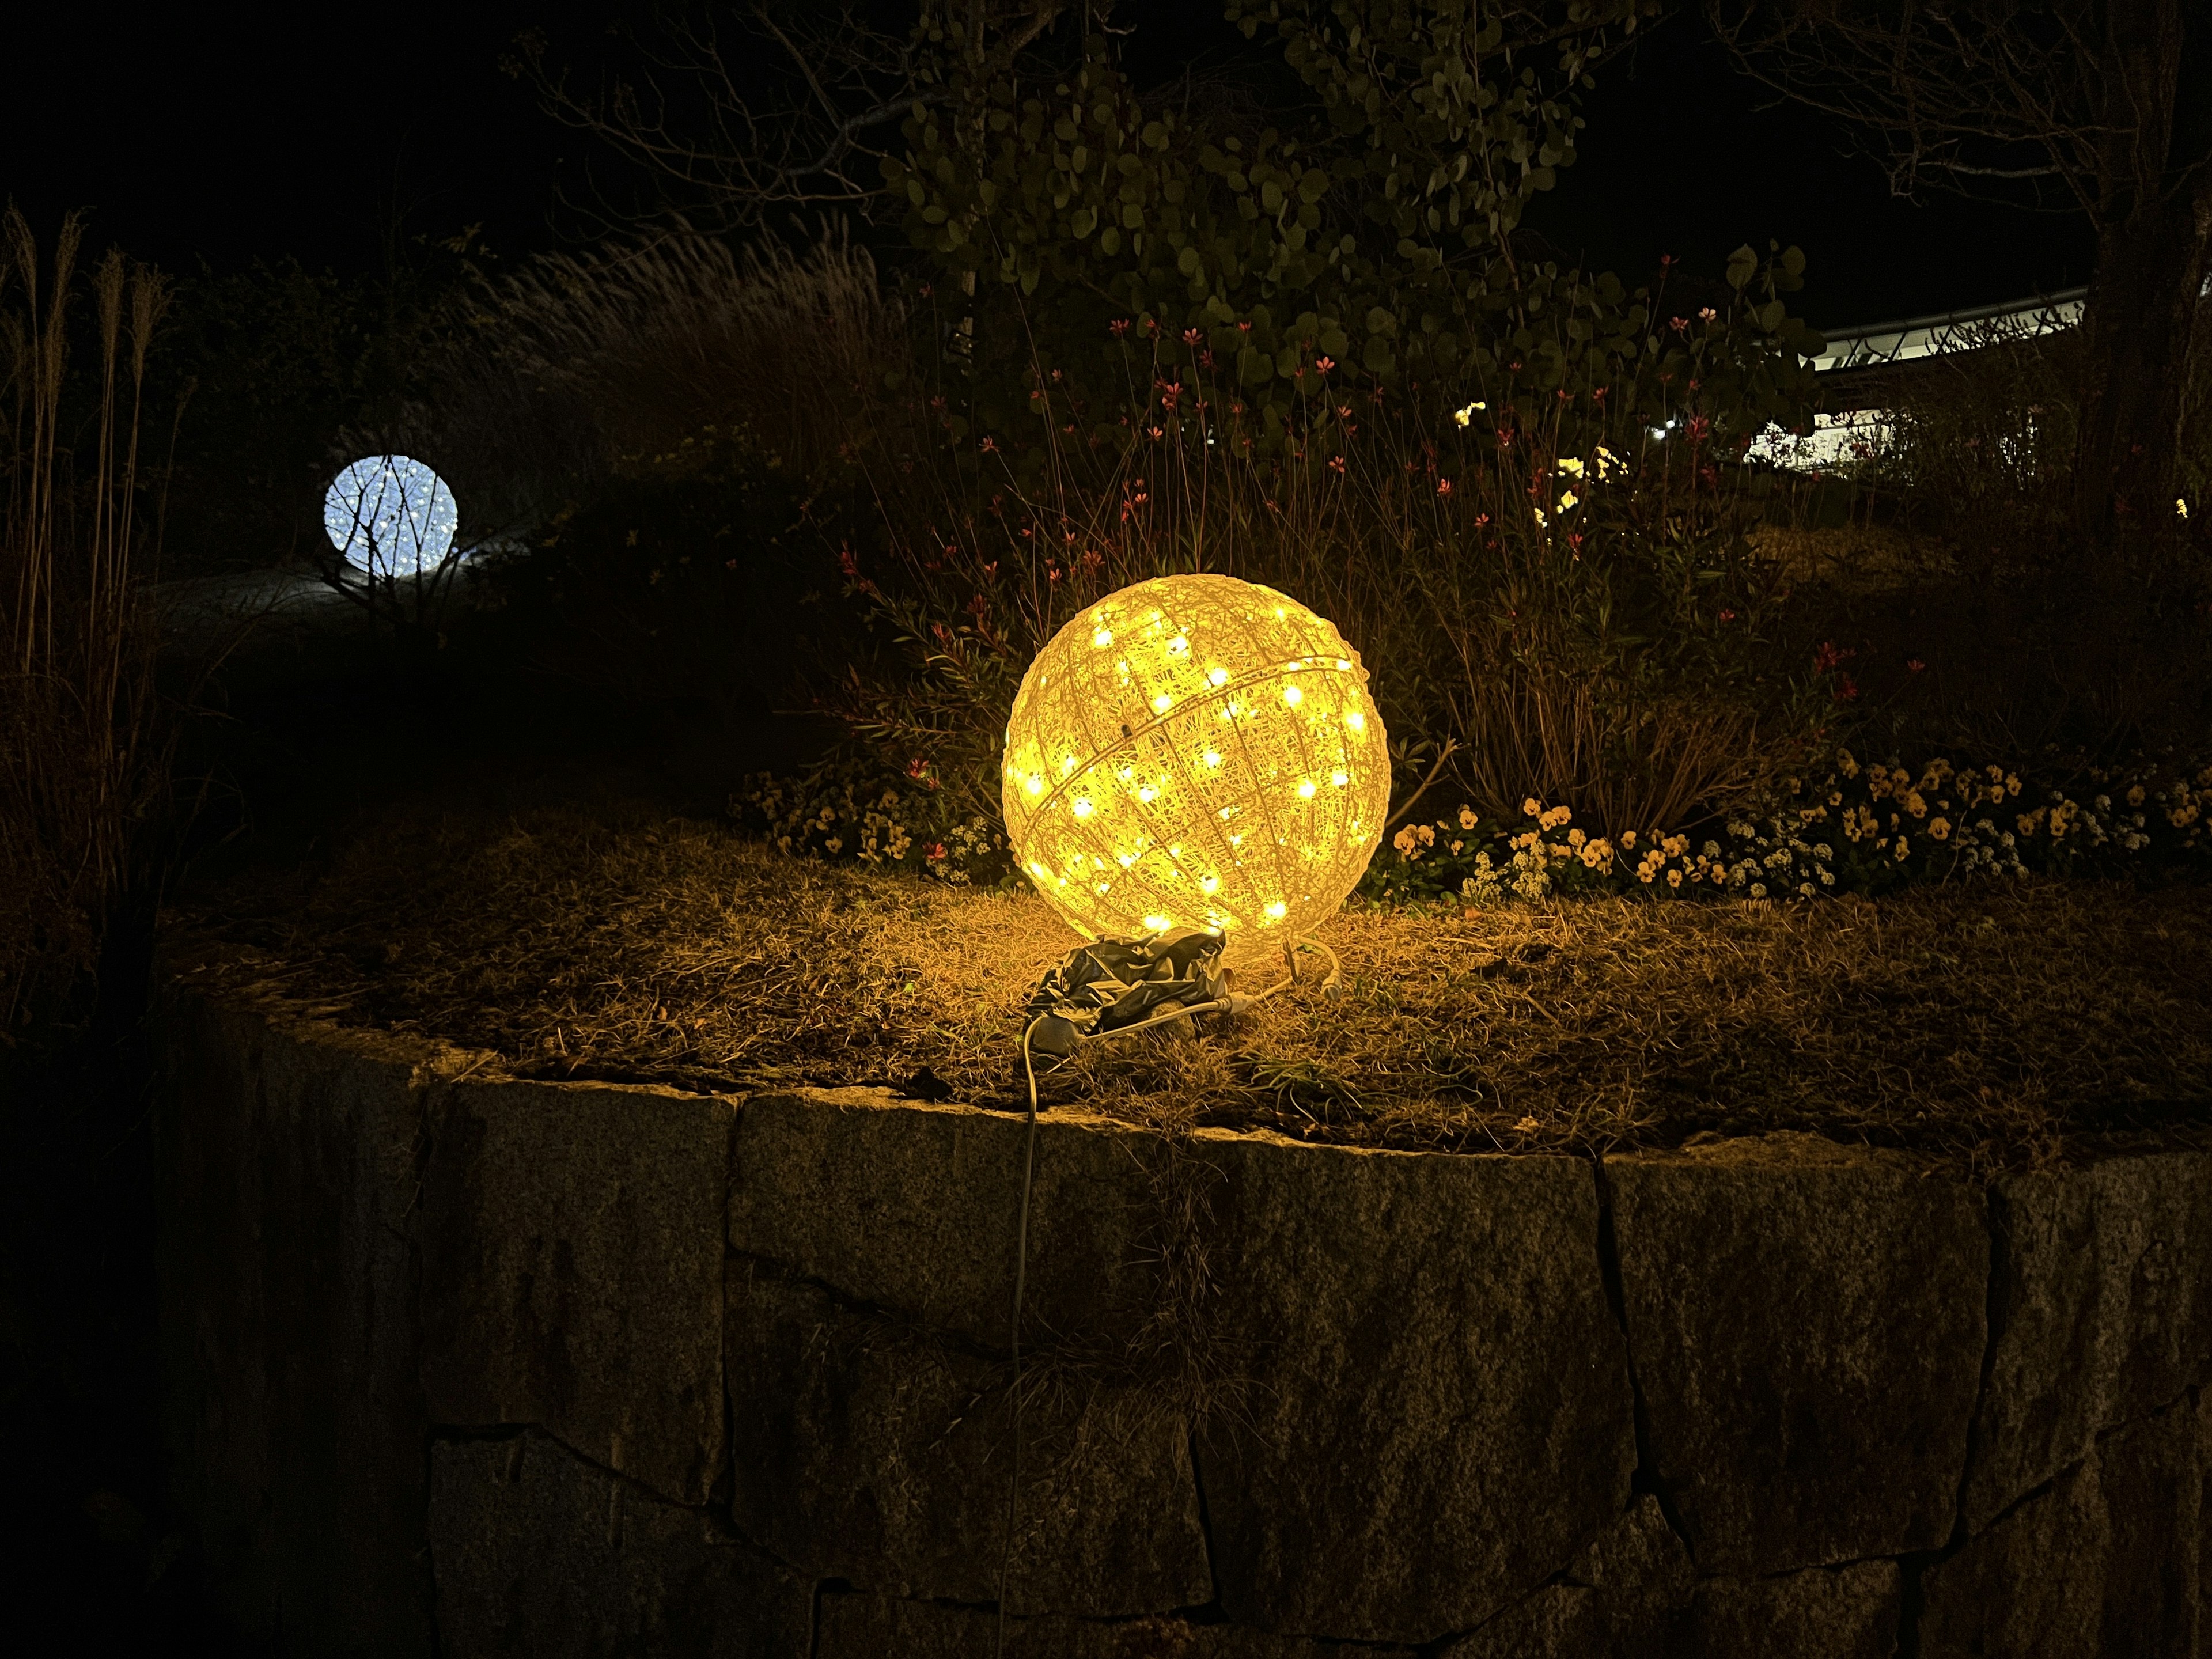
[5,3,2096,327]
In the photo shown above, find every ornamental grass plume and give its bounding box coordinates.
[306,225,907,594]
[0,207,176,1039]
[432,226,906,508]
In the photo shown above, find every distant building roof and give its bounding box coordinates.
[1753,278,2207,471]
[1813,287,2086,373]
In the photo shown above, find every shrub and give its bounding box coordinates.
[883,2,1721,448]
[483,424,840,725]
[1412,286,1824,833]
[1864,315,2085,556]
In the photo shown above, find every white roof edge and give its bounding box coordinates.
[1814,275,2212,373]
[1813,285,2089,373]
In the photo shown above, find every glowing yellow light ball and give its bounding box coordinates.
[1002,574,1391,942]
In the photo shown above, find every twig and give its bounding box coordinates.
[1384,739,1463,832]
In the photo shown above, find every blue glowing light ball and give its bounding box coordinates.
[323,454,460,577]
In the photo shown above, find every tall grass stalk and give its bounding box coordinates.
[1,208,172,1039]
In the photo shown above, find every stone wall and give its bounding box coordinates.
[157,996,2212,1657]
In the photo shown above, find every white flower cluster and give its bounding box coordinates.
[1457,844,1555,904]
[736,766,1007,885]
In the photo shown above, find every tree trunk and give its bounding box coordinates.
[2071,0,2212,545]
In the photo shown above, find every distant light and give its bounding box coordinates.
[324,454,459,578]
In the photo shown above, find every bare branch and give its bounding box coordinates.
[1707,0,2120,218]
[508,2,1082,234]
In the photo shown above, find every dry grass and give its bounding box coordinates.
[1751,522,1942,593]
[2,209,173,1036]
[167,797,2212,1176]
[433,229,903,505]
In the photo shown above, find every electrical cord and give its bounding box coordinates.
[995,1014,1047,1658]
[992,936,1334,1654]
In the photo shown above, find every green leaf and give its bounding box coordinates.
[1725,244,1758,291]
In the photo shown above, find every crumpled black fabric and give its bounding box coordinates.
[1020,929,1230,1072]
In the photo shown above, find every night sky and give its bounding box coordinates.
[6,3,2095,331]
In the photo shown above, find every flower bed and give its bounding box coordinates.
[737,743,2212,906]
[1282,749,2209,906]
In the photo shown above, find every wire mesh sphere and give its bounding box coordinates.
[324,454,459,578]
[1002,574,1391,943]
